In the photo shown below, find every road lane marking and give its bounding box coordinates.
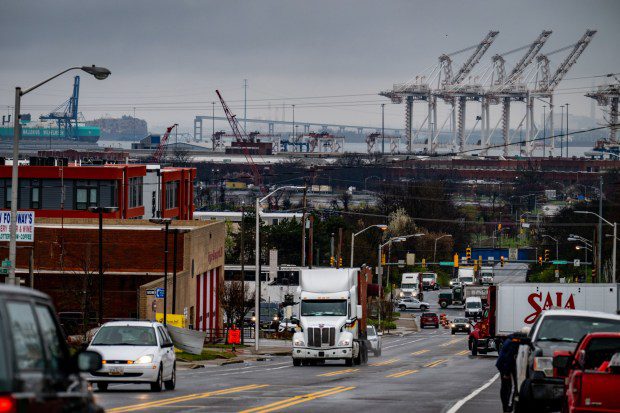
[383,338,425,349]
[317,368,359,377]
[424,359,448,368]
[446,373,500,413]
[455,350,469,356]
[369,358,400,366]
[410,349,429,356]
[440,338,462,347]
[239,386,356,413]
[107,384,268,412]
[386,369,418,378]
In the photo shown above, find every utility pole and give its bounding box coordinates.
[598,176,603,280]
[243,79,248,131]
[308,216,314,268]
[565,103,570,158]
[240,203,245,344]
[301,184,307,266]
[381,103,385,154]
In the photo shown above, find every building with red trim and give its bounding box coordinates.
[0,163,195,220]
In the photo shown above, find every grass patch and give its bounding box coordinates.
[175,349,237,362]
[204,343,249,350]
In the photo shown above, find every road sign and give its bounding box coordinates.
[0,211,35,242]
[0,268,7,275]
[406,253,415,266]
[509,248,518,261]
[551,260,569,265]
[574,259,581,267]
[146,289,155,296]
[439,261,454,267]
[155,288,165,298]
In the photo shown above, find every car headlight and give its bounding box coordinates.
[533,357,554,377]
[293,339,305,347]
[134,354,154,364]
[399,292,404,297]
[338,339,351,346]
[273,316,279,321]
[251,316,256,322]
[450,323,455,328]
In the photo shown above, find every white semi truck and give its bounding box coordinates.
[292,267,370,366]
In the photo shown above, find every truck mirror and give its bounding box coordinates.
[356,305,363,319]
[552,354,571,369]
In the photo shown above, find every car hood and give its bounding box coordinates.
[535,341,578,356]
[87,345,158,361]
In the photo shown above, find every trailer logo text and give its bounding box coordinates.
[525,292,575,323]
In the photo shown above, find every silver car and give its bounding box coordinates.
[367,325,382,356]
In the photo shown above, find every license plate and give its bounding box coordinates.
[109,367,124,376]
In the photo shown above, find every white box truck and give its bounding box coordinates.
[399,272,422,299]
[292,267,371,366]
[458,267,475,286]
[469,283,620,355]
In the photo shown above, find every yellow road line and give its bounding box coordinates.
[317,368,359,377]
[108,384,268,413]
[439,339,462,347]
[386,369,418,378]
[410,349,429,356]
[456,349,470,356]
[240,386,355,413]
[424,359,448,368]
[369,357,400,366]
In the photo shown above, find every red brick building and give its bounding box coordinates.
[0,163,195,220]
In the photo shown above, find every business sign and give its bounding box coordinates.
[146,289,155,296]
[0,211,35,242]
[155,288,165,298]
[155,313,186,328]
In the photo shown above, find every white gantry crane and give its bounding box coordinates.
[484,30,553,156]
[586,80,619,143]
[532,30,597,156]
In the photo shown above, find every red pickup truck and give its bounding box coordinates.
[553,332,620,413]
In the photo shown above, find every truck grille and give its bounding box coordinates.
[307,327,336,347]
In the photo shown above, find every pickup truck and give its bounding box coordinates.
[553,332,620,413]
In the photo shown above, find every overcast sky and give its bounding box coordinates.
[1,0,618,135]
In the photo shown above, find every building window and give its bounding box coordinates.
[31,180,41,209]
[129,177,143,208]
[4,184,11,209]
[165,181,178,209]
[75,181,98,210]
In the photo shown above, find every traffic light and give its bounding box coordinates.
[454,253,459,268]
[330,256,335,267]
[538,256,543,265]
[422,258,426,268]
[473,259,478,271]
[500,256,505,267]
[381,253,386,265]
[544,249,550,262]
[338,256,342,268]
[498,223,502,231]
[592,267,597,279]
[466,247,472,260]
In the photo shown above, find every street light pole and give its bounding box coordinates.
[6,65,110,286]
[575,211,617,282]
[150,218,172,325]
[89,206,118,325]
[433,234,452,263]
[350,224,387,268]
[381,103,385,154]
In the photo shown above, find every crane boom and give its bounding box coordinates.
[506,30,552,84]
[452,30,499,84]
[153,123,178,162]
[216,89,264,191]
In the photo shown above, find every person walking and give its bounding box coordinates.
[495,333,521,413]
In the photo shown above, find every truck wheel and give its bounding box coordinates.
[515,379,533,413]
[293,359,301,366]
[470,338,478,356]
[440,301,448,309]
[399,305,406,311]
[345,358,354,367]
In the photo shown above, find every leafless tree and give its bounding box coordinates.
[218,279,255,330]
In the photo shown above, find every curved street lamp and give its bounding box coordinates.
[7,65,111,285]
[350,224,388,267]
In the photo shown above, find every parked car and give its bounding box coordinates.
[553,332,620,413]
[515,310,620,412]
[397,297,430,312]
[277,317,299,333]
[87,321,176,392]
[451,318,472,335]
[0,284,103,412]
[420,312,440,329]
[367,325,382,356]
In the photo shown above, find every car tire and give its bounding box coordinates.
[515,379,534,413]
[439,301,448,309]
[97,383,108,392]
[164,363,176,390]
[150,366,163,392]
[435,324,439,329]
[375,348,382,357]
[451,330,455,335]
[293,359,301,367]
[420,305,428,311]
[399,305,407,311]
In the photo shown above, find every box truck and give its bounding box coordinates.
[469,283,620,356]
[399,272,423,299]
[292,267,371,366]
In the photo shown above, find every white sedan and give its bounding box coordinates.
[397,297,430,311]
[87,321,176,392]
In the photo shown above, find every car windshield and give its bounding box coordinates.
[301,300,347,317]
[401,283,417,289]
[454,318,469,323]
[467,301,482,308]
[91,326,157,346]
[460,277,474,283]
[536,316,620,344]
[367,326,377,336]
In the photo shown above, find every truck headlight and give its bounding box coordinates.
[338,339,351,346]
[399,291,404,297]
[293,339,305,347]
[134,354,154,364]
[533,357,554,377]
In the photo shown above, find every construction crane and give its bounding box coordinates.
[533,30,597,155]
[484,30,553,155]
[39,75,81,139]
[153,123,178,162]
[215,90,265,192]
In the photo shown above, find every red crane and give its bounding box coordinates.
[215,90,265,192]
[154,123,178,163]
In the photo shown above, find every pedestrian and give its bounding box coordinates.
[495,332,523,413]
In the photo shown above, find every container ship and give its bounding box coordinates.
[0,122,100,144]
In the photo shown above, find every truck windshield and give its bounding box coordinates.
[536,316,620,343]
[301,300,347,317]
[467,302,482,308]
[460,277,473,283]
[401,283,417,289]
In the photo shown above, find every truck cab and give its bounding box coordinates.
[292,268,370,367]
[465,297,483,319]
[458,267,475,286]
[421,272,439,291]
[400,272,422,299]
[479,266,494,285]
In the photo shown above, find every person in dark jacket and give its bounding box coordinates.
[495,333,524,413]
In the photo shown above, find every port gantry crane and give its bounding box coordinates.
[586,78,619,143]
[153,123,179,163]
[483,30,553,156]
[435,30,500,154]
[532,30,597,156]
[40,76,82,140]
[216,89,266,193]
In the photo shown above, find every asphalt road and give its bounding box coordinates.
[94,264,528,413]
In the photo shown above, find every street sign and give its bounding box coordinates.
[406,253,415,266]
[554,269,560,279]
[439,261,454,267]
[488,256,494,262]
[155,288,165,298]
[0,211,35,242]
[146,289,155,296]
[551,260,569,265]
[0,268,7,275]
[574,259,581,267]
[509,248,518,261]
